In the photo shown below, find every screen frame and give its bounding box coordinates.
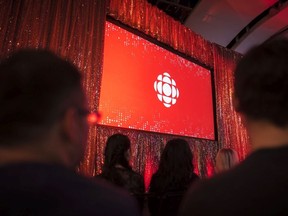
[99,16,218,141]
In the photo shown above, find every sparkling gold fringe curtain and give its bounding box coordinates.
[0,0,106,176]
[213,46,250,160]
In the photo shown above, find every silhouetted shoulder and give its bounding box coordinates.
[0,163,140,216]
[179,147,288,216]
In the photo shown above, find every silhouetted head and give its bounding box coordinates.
[157,138,194,182]
[234,39,288,127]
[215,148,239,173]
[103,133,132,170]
[0,49,88,168]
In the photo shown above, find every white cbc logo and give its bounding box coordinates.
[154,72,179,108]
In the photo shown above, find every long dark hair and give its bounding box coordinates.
[152,138,196,192]
[102,133,132,172]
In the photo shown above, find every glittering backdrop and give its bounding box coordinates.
[0,0,106,176]
[0,0,249,186]
[213,46,250,160]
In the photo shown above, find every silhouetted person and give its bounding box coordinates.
[148,138,199,216]
[0,50,140,216]
[215,148,239,173]
[179,39,288,216]
[97,133,145,209]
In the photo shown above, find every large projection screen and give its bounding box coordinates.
[98,20,216,140]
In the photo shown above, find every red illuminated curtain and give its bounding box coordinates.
[0,0,106,176]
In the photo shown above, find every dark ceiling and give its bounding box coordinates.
[147,0,200,23]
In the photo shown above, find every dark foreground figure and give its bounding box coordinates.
[0,50,140,216]
[179,39,288,216]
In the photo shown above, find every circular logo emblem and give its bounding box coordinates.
[154,72,179,108]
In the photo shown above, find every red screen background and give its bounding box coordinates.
[99,22,215,140]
